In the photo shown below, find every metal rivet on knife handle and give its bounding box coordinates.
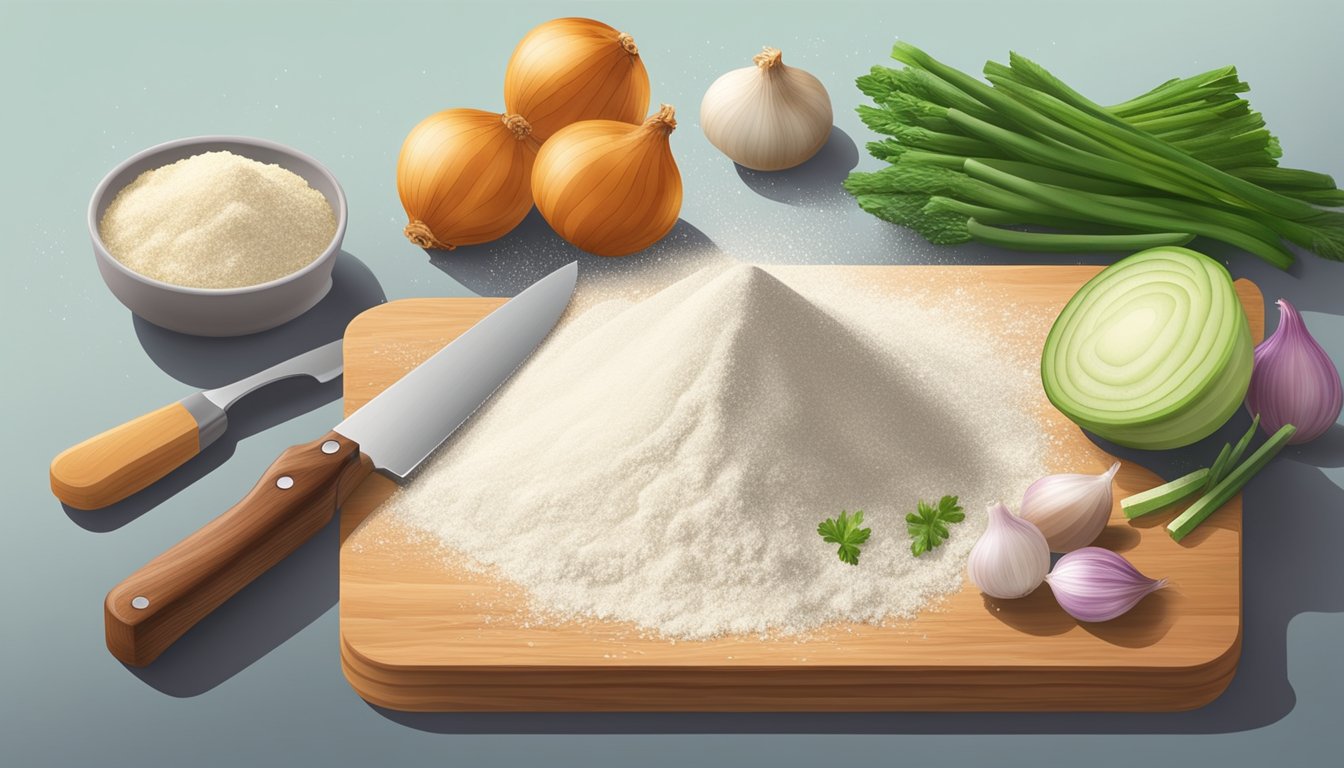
[104,431,370,667]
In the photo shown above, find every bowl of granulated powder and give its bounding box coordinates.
[89,135,347,336]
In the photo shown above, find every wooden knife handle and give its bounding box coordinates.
[50,402,202,510]
[104,431,373,667]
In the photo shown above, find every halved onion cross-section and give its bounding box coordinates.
[1042,247,1253,450]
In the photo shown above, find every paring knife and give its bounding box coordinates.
[105,262,578,666]
[50,339,344,510]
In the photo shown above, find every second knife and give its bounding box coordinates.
[50,339,344,510]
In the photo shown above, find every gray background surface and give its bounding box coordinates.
[2,0,1341,765]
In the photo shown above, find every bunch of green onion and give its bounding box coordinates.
[844,43,1344,269]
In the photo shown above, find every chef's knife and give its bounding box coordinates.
[104,262,578,667]
[50,339,344,510]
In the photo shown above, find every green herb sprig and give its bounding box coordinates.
[906,495,965,557]
[817,510,872,566]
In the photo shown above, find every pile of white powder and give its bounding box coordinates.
[383,264,1046,639]
[99,151,336,289]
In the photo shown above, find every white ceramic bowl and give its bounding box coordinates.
[88,135,348,337]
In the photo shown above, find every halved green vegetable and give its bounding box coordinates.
[1121,468,1210,519]
[1041,247,1255,450]
[1168,424,1296,542]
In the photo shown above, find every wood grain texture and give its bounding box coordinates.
[50,402,199,510]
[339,265,1264,711]
[107,431,372,666]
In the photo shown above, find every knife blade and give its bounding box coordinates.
[104,262,578,666]
[50,339,344,510]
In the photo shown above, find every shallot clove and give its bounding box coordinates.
[1245,298,1342,444]
[1019,462,1120,553]
[966,502,1050,600]
[1044,547,1166,623]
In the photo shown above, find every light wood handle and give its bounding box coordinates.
[51,403,201,510]
[104,431,374,666]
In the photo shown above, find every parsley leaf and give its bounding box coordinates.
[817,510,872,566]
[906,495,965,557]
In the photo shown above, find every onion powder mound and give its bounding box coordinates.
[383,264,1047,639]
[99,150,336,289]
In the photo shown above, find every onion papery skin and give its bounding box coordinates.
[504,17,651,142]
[532,106,682,257]
[397,109,540,250]
[1041,247,1253,450]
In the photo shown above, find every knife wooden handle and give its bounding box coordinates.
[51,403,201,510]
[104,431,373,666]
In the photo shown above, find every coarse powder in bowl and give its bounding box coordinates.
[97,150,337,289]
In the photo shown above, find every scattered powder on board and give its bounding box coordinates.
[383,264,1046,639]
[98,151,336,289]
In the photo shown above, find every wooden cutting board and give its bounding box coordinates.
[338,265,1263,712]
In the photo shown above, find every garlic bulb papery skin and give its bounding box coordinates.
[1245,298,1343,444]
[1045,547,1166,623]
[966,502,1051,600]
[700,47,833,171]
[1018,462,1120,553]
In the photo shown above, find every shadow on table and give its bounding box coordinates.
[64,252,385,532]
[123,513,339,697]
[733,127,858,207]
[426,211,722,298]
[134,251,386,387]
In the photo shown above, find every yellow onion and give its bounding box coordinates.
[397,109,539,250]
[532,105,682,257]
[504,17,651,142]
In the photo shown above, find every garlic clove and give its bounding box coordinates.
[1245,298,1343,444]
[700,47,833,172]
[966,501,1050,600]
[1045,547,1166,623]
[1018,462,1120,552]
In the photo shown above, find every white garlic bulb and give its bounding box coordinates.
[700,47,833,171]
[966,502,1050,600]
[1018,462,1120,552]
